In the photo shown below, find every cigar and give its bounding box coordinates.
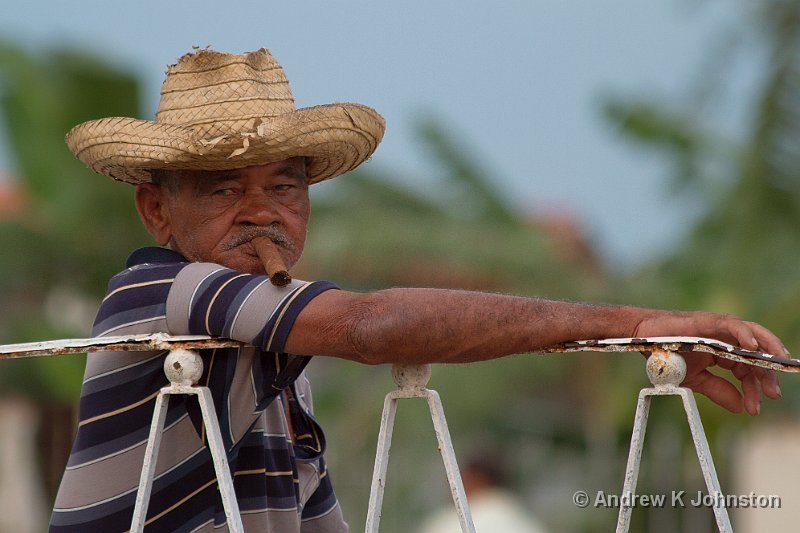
[251,236,292,287]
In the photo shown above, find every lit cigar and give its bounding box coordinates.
[251,236,291,287]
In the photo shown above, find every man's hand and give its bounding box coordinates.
[633,312,785,415]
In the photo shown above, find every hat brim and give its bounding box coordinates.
[66,103,385,185]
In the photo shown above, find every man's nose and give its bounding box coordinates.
[235,191,280,226]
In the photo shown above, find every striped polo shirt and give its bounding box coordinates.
[49,247,348,532]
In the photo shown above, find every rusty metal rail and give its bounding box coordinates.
[542,336,800,372]
[5,334,791,369]
[0,334,796,532]
[0,333,246,359]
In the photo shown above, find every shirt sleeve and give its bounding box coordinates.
[165,262,338,352]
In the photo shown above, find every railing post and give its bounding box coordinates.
[365,364,475,533]
[616,349,733,533]
[130,348,244,533]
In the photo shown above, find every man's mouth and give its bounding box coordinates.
[224,226,293,252]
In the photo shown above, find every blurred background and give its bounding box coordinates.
[1,0,799,531]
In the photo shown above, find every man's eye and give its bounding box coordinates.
[274,184,295,192]
[213,188,236,196]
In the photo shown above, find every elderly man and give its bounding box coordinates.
[50,48,783,532]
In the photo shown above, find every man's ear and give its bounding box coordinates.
[135,183,173,246]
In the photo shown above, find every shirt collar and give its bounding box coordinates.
[125,247,188,268]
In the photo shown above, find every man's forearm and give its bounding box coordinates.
[286,285,784,415]
[288,288,655,364]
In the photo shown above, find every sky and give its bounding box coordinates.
[0,0,761,269]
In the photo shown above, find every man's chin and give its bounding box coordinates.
[233,255,267,275]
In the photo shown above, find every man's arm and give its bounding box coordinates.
[285,288,783,415]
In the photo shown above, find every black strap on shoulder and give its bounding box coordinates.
[272,354,312,390]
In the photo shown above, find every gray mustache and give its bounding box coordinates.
[225,225,294,251]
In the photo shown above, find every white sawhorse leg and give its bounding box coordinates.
[130,349,244,533]
[365,364,476,533]
[616,349,733,533]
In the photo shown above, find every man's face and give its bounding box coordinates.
[145,158,310,274]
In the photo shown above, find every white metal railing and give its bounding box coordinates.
[131,347,244,532]
[365,364,475,533]
[1,335,249,533]
[1,334,797,532]
[537,337,798,533]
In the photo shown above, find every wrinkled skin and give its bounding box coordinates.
[135,157,309,274]
[134,158,784,416]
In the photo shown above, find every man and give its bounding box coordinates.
[51,48,783,532]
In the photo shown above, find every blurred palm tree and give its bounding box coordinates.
[299,118,612,298]
[602,1,800,530]
[0,42,152,502]
[0,41,151,399]
[604,1,800,383]
[605,2,800,339]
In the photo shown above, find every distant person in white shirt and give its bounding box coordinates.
[418,456,549,533]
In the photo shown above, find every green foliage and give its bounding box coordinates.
[0,42,152,400]
[300,120,613,300]
[603,99,713,192]
[603,8,800,518]
[2,2,799,526]
[609,0,800,356]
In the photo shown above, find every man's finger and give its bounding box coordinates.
[741,371,763,416]
[748,321,789,356]
[751,365,781,400]
[683,370,744,414]
[715,357,737,370]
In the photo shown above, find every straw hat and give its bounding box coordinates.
[65,48,385,185]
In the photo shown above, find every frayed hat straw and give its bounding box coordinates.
[66,47,385,184]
